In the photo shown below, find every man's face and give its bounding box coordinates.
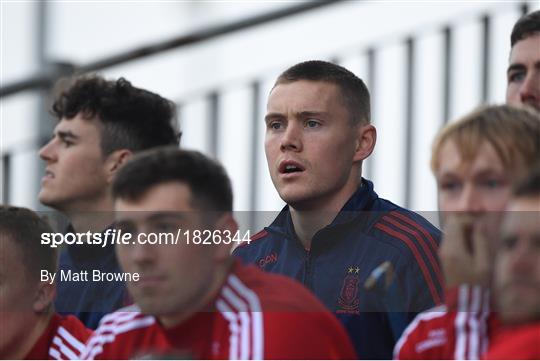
[495,196,540,324]
[436,140,513,215]
[0,239,40,357]
[38,114,110,212]
[506,33,540,112]
[265,80,362,210]
[115,182,218,322]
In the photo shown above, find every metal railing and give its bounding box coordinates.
[0,1,532,210]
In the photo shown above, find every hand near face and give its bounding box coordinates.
[439,214,494,289]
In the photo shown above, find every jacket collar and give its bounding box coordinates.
[267,178,379,238]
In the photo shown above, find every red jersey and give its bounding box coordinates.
[484,322,540,360]
[24,313,91,360]
[82,262,356,360]
[394,285,497,359]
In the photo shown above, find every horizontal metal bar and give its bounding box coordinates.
[1,0,345,98]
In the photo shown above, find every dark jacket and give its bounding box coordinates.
[233,178,443,359]
[54,225,128,330]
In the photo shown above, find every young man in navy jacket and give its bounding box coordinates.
[233,60,442,359]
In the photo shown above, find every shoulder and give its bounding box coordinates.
[48,314,92,360]
[399,304,450,339]
[261,309,357,359]
[233,208,290,252]
[81,306,155,359]
[369,207,444,303]
[233,229,271,251]
[487,322,540,359]
[369,207,441,250]
[393,305,450,359]
[220,267,356,359]
[369,207,441,271]
[232,229,283,268]
[223,263,327,312]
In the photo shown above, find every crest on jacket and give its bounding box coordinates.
[336,266,360,314]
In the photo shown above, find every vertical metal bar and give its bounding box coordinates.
[2,153,10,204]
[208,92,220,158]
[520,2,529,16]
[176,103,183,147]
[36,0,52,210]
[404,37,415,209]
[442,26,452,124]
[36,0,47,65]
[365,47,376,179]
[481,15,491,103]
[249,81,261,230]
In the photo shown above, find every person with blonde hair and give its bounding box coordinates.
[395,104,540,359]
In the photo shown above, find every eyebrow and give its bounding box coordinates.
[507,63,525,73]
[437,168,505,179]
[145,212,184,222]
[264,113,284,123]
[474,169,506,178]
[264,111,329,122]
[507,61,540,74]
[297,111,329,118]
[56,130,79,140]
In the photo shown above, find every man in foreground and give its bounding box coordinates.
[82,147,356,360]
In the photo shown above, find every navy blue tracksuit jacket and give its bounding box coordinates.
[55,226,128,330]
[233,179,443,359]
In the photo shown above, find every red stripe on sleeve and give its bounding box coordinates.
[390,211,439,254]
[383,215,444,295]
[375,222,442,305]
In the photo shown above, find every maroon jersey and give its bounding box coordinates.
[24,313,91,360]
[82,262,356,360]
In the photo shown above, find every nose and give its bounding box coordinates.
[39,139,57,163]
[455,184,483,214]
[130,239,157,267]
[280,121,302,152]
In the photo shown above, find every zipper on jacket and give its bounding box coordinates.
[303,248,314,290]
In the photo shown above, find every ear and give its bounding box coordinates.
[213,213,238,261]
[33,281,56,313]
[353,123,377,162]
[105,149,133,183]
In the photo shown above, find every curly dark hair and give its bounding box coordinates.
[511,10,540,47]
[51,74,181,155]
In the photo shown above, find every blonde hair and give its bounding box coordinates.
[431,105,540,174]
